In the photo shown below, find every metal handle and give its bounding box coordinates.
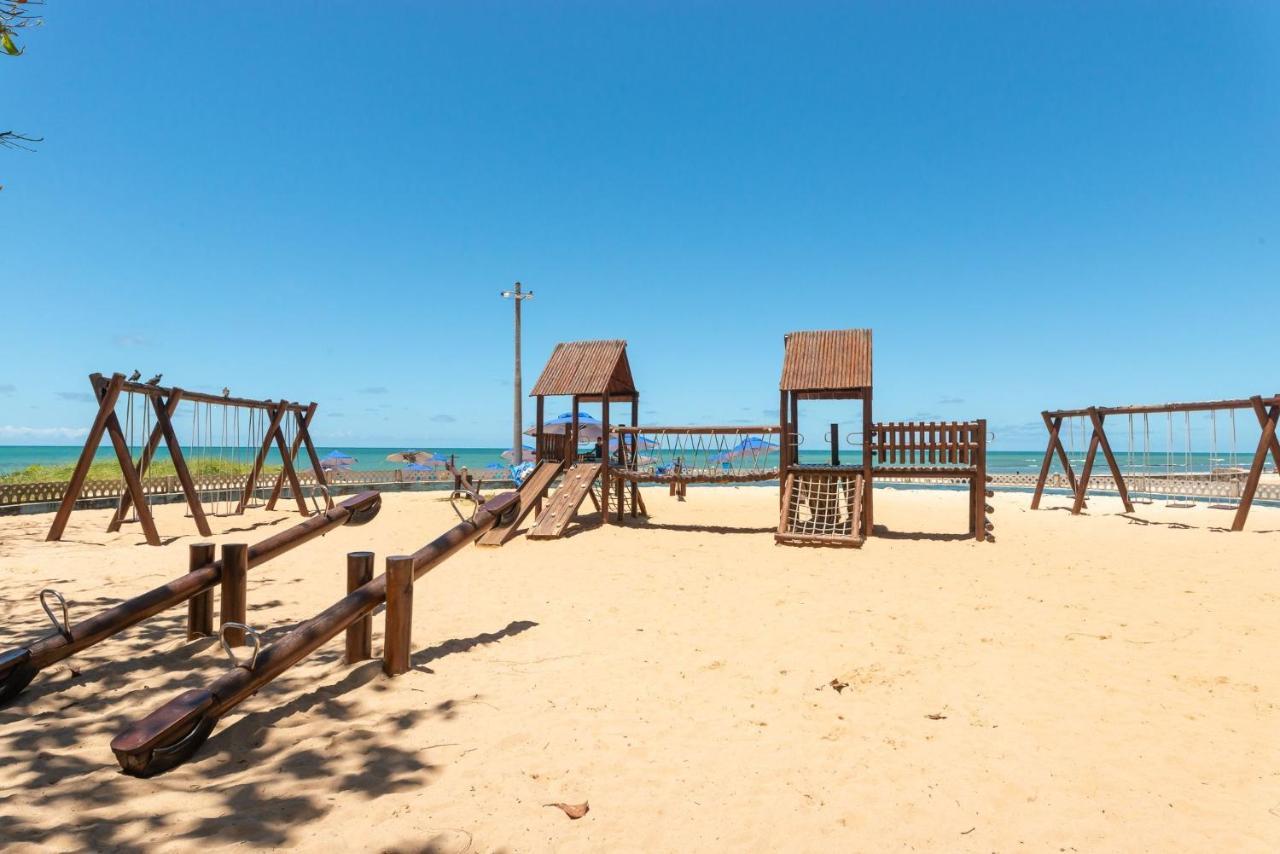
[40,588,71,639]
[220,623,262,670]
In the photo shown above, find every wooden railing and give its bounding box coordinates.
[870,421,985,468]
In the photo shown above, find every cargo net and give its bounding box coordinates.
[614,428,781,484]
[778,469,864,546]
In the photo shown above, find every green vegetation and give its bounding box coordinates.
[0,458,277,485]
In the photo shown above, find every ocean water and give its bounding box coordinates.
[0,445,1237,478]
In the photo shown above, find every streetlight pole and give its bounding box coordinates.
[500,282,534,467]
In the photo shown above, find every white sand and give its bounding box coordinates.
[1,486,1278,852]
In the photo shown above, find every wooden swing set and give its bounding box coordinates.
[46,372,332,546]
[1030,395,1280,532]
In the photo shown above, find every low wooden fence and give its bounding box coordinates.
[0,468,453,509]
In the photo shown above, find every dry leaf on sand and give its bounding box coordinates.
[545,801,590,819]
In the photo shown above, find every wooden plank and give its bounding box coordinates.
[220,543,249,646]
[777,471,796,536]
[477,459,564,546]
[47,373,125,542]
[187,543,216,639]
[528,463,602,539]
[294,404,331,509]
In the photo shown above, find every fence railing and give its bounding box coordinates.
[0,468,454,508]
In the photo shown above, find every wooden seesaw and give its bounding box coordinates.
[0,491,382,707]
[110,490,518,777]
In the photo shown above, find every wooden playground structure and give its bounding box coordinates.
[478,330,993,548]
[1031,395,1280,532]
[777,329,992,546]
[46,372,332,546]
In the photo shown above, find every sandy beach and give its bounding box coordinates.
[0,486,1276,852]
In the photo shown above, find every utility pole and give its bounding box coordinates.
[500,282,534,466]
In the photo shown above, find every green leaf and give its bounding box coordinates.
[1,32,20,56]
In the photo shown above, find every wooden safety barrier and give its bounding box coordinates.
[110,491,517,777]
[0,492,382,707]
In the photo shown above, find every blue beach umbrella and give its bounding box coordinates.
[709,437,778,463]
[320,450,356,470]
[525,412,603,440]
[485,462,506,471]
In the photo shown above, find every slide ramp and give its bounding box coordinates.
[528,463,602,540]
[476,460,564,547]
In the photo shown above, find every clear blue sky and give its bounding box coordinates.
[3,3,1277,449]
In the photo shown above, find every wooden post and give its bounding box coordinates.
[862,388,874,537]
[830,422,839,465]
[295,404,332,509]
[220,543,249,646]
[47,373,126,542]
[187,543,216,639]
[1232,397,1279,532]
[100,390,162,546]
[384,555,414,676]
[345,551,374,663]
[972,420,988,539]
[630,394,640,517]
[1031,413,1062,510]
[779,390,789,506]
[1088,408,1134,513]
[534,394,545,516]
[1071,424,1103,515]
[569,397,579,467]
[601,393,611,524]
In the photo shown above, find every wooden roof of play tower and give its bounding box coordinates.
[530,339,637,398]
[779,329,873,398]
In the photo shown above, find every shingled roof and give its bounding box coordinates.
[530,339,636,397]
[779,329,872,392]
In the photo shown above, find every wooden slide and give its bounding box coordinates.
[527,462,603,540]
[475,459,565,547]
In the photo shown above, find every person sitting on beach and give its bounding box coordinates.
[585,438,604,461]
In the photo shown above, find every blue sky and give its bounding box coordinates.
[2,2,1277,449]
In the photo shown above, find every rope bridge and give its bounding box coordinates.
[612,426,781,486]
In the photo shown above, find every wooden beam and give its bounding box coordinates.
[862,387,874,537]
[108,390,181,532]
[1070,424,1103,516]
[149,389,213,537]
[236,401,288,514]
[601,393,611,524]
[1088,408,1134,514]
[267,403,317,511]
[267,401,310,517]
[1232,398,1279,532]
[294,404,331,510]
[47,373,126,542]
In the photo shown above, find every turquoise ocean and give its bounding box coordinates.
[0,446,1238,478]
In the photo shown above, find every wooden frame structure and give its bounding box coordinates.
[777,330,993,546]
[778,329,875,545]
[527,340,642,535]
[1031,396,1280,532]
[46,372,331,546]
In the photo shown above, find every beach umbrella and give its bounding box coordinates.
[501,444,536,463]
[709,437,778,463]
[320,450,356,470]
[485,462,506,471]
[386,450,434,465]
[405,460,445,471]
[525,412,604,441]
